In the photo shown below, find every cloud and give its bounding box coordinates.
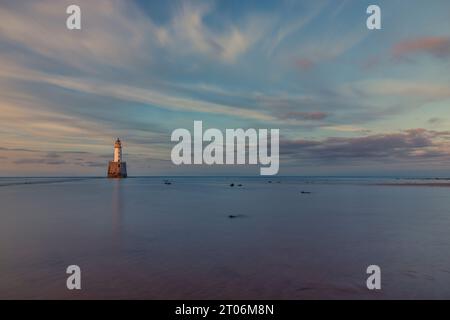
[1,147,108,168]
[81,161,105,168]
[0,0,272,73]
[393,37,450,59]
[339,79,450,100]
[0,146,92,155]
[13,158,66,165]
[158,2,268,63]
[281,129,450,162]
[360,37,450,70]
[0,0,159,71]
[1,1,450,176]
[322,125,370,133]
[428,117,445,125]
[0,146,37,153]
[280,111,327,121]
[287,26,369,64]
[265,1,326,56]
[46,152,61,159]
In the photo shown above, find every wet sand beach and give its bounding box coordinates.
[1,176,450,299]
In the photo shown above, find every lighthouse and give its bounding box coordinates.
[107,138,127,178]
[114,138,122,162]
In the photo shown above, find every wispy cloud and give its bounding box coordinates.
[280,111,328,121]
[393,37,450,59]
[13,158,67,165]
[264,0,327,57]
[339,79,450,100]
[322,125,370,133]
[0,63,275,121]
[0,0,159,71]
[1,0,450,175]
[162,2,268,63]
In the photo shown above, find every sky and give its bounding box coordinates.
[0,0,449,176]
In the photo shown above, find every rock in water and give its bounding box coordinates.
[228,214,245,219]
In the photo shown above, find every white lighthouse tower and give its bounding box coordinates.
[114,138,122,162]
[107,138,127,178]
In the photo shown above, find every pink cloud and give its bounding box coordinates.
[393,37,450,58]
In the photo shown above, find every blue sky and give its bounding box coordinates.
[0,0,449,176]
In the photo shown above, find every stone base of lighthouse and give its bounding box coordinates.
[107,161,127,178]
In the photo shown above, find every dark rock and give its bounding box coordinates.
[230,183,234,187]
[228,214,245,219]
[300,191,312,194]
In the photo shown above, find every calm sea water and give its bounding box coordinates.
[1,176,450,299]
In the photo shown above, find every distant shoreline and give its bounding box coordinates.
[0,177,102,187]
[377,182,450,187]
[1,175,449,179]
[1,176,450,188]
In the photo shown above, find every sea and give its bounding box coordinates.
[1,176,450,299]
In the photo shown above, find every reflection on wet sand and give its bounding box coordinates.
[112,179,124,242]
